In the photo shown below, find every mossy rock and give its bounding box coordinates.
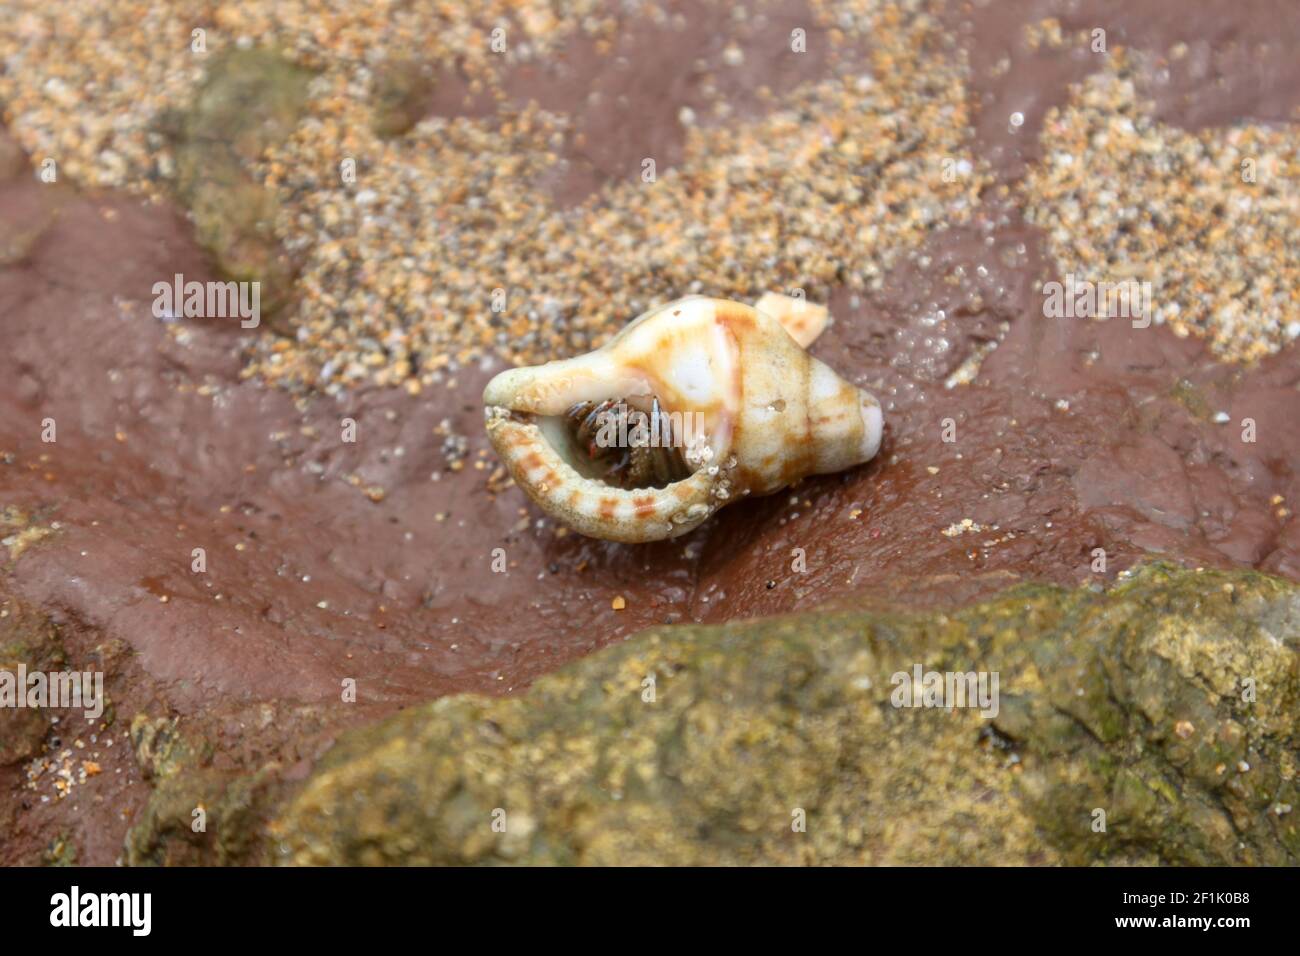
[169,48,312,318]
[241,563,1298,866]
[119,564,1299,865]
[0,591,65,767]
[124,763,282,866]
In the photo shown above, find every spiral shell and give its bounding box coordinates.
[483,293,883,543]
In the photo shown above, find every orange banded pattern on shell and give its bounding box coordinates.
[482,294,883,543]
[485,408,719,542]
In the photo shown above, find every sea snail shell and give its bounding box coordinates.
[483,293,883,543]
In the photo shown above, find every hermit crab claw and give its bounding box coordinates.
[483,294,883,543]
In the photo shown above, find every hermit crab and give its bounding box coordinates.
[483,293,883,543]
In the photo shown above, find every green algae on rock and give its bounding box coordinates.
[166,48,311,318]
[255,564,1299,866]
[0,591,65,768]
[123,714,282,866]
[124,760,284,867]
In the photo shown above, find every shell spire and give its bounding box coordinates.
[483,294,882,542]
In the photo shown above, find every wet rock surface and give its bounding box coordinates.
[1,0,1298,864]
